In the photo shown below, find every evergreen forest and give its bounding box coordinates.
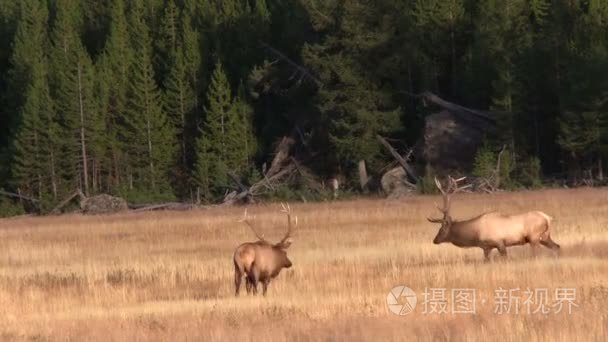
[1,0,608,215]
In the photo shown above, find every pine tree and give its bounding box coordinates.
[181,14,202,112]
[7,1,49,115]
[49,0,104,196]
[195,61,250,198]
[195,61,232,198]
[12,62,60,202]
[162,7,203,196]
[9,1,61,201]
[154,0,179,85]
[556,0,608,180]
[124,1,176,197]
[164,46,194,180]
[233,82,257,171]
[0,0,20,167]
[98,0,133,191]
[301,0,400,180]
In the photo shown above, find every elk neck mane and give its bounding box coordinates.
[453,210,499,225]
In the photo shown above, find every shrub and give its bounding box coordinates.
[417,165,439,194]
[0,198,25,217]
[516,156,543,188]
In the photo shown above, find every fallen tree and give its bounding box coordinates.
[377,136,418,198]
[222,135,304,205]
[0,190,39,203]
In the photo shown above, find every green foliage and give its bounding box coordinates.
[0,197,25,218]
[417,165,439,195]
[302,0,401,173]
[97,0,133,192]
[9,2,61,201]
[50,0,106,196]
[472,143,497,180]
[3,0,608,217]
[194,62,255,199]
[124,1,177,193]
[12,62,58,199]
[472,144,515,189]
[262,184,350,203]
[516,156,543,188]
[117,185,176,205]
[499,149,514,188]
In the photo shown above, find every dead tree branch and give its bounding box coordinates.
[51,189,86,214]
[377,135,417,182]
[260,42,323,88]
[494,145,506,189]
[132,203,199,212]
[0,190,39,203]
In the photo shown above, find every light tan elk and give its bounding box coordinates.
[233,203,295,296]
[427,176,560,261]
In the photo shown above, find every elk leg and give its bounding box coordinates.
[250,268,260,295]
[234,264,243,297]
[529,241,541,258]
[262,279,271,296]
[483,247,492,262]
[245,275,253,294]
[540,235,561,250]
[497,243,508,258]
[540,239,561,255]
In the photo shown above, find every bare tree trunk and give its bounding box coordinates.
[77,62,89,196]
[92,161,97,193]
[220,112,225,161]
[147,117,155,189]
[495,145,506,189]
[598,156,604,181]
[179,84,187,168]
[34,131,42,200]
[376,135,417,181]
[50,151,57,200]
[17,188,25,208]
[358,160,368,192]
[114,148,121,188]
[0,190,38,204]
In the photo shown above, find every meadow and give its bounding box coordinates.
[0,187,607,341]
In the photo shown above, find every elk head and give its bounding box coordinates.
[427,176,470,244]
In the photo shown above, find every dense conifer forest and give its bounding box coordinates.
[1,1,607,215]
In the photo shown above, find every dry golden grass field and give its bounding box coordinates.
[1,187,608,341]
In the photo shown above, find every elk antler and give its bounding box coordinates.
[238,208,266,241]
[278,202,295,247]
[431,176,471,221]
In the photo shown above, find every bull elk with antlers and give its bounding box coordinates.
[233,203,295,296]
[428,176,561,261]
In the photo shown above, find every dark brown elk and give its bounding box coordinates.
[233,203,295,296]
[427,176,560,261]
